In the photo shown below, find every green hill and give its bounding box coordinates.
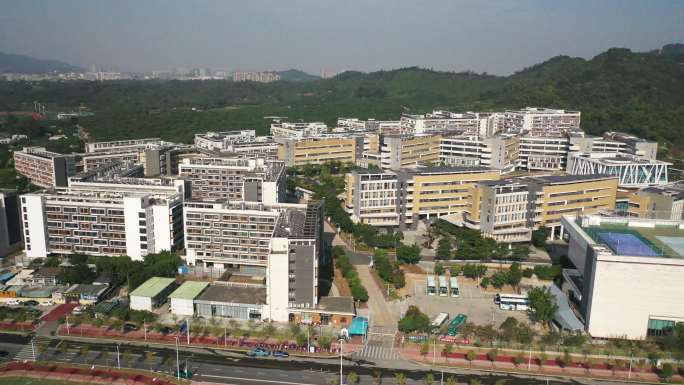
[0,52,84,74]
[0,44,683,159]
[276,69,319,82]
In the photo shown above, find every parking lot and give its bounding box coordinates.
[391,274,530,328]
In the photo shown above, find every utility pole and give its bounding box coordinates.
[116,344,120,369]
[186,319,190,345]
[30,339,35,361]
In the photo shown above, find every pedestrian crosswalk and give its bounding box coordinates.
[353,340,400,361]
[14,336,50,362]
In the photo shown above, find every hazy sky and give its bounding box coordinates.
[1,0,682,75]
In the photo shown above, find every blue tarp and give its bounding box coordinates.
[349,316,368,336]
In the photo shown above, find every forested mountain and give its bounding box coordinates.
[0,44,683,159]
[276,69,319,82]
[0,52,84,73]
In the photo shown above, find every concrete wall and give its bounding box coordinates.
[130,295,152,312]
[171,298,195,316]
[587,253,684,339]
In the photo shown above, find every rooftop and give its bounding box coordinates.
[195,284,267,305]
[530,174,616,185]
[168,281,209,300]
[129,277,176,298]
[577,217,684,259]
[315,296,356,315]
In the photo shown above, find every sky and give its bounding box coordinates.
[1,0,683,75]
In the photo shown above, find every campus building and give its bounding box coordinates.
[270,121,327,139]
[380,134,442,169]
[617,181,684,220]
[344,167,501,228]
[178,156,285,203]
[13,147,79,188]
[505,107,581,134]
[193,130,257,151]
[561,214,684,339]
[439,134,520,173]
[20,188,184,260]
[183,200,323,322]
[276,136,364,167]
[465,174,618,242]
[518,133,570,171]
[400,111,481,135]
[0,190,22,256]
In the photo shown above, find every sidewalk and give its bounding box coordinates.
[399,345,680,383]
[55,323,364,357]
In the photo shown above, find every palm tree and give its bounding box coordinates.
[487,349,499,368]
[372,370,383,385]
[346,372,360,385]
[445,376,458,385]
[424,372,434,385]
[145,351,156,370]
[465,350,477,367]
[470,379,481,385]
[394,372,407,385]
[442,344,453,362]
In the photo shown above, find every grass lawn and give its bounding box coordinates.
[0,378,80,385]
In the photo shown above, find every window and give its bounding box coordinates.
[647,318,678,337]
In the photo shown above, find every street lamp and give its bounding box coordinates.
[174,336,180,380]
[338,338,344,385]
[116,344,121,369]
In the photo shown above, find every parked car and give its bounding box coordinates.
[160,326,173,334]
[23,300,39,306]
[72,306,84,315]
[246,347,270,357]
[39,300,54,306]
[272,350,289,358]
[6,299,20,306]
[123,323,139,332]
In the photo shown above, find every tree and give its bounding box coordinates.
[487,348,499,367]
[424,372,435,385]
[480,277,490,289]
[372,370,383,385]
[394,372,407,385]
[346,372,359,385]
[531,228,550,248]
[436,237,452,260]
[396,244,421,264]
[513,353,525,367]
[507,263,523,287]
[398,306,430,333]
[434,262,445,276]
[420,342,430,358]
[446,376,458,385]
[527,287,558,326]
[498,317,519,343]
[660,363,674,382]
[538,352,548,370]
[442,343,453,361]
[449,264,462,276]
[465,350,477,367]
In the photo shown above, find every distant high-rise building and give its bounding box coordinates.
[232,71,280,83]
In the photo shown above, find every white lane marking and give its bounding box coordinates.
[201,374,317,385]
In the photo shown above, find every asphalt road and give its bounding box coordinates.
[0,333,641,385]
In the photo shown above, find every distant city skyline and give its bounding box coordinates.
[0,0,682,75]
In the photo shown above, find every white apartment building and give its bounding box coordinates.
[476,179,533,243]
[504,107,581,134]
[400,111,481,135]
[183,200,323,322]
[85,138,164,153]
[518,133,570,171]
[178,156,285,203]
[193,130,257,151]
[569,133,658,160]
[270,121,327,139]
[345,170,402,227]
[439,134,520,173]
[21,189,184,260]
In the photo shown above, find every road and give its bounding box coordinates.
[0,333,639,385]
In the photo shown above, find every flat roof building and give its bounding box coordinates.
[13,147,79,188]
[129,277,177,311]
[178,156,285,204]
[561,214,684,339]
[184,200,323,322]
[168,281,209,316]
[276,136,364,167]
[0,190,22,257]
